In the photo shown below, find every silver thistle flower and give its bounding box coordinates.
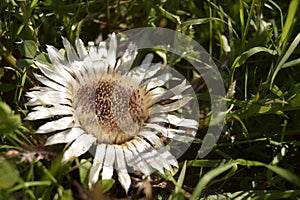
[26,33,198,193]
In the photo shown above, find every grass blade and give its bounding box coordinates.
[230,47,277,82]
[175,161,187,193]
[279,0,299,50]
[237,159,300,188]
[200,190,300,200]
[190,161,237,199]
[271,33,300,86]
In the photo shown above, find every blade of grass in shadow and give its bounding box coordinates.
[187,159,229,168]
[199,190,300,200]
[236,159,300,188]
[240,0,256,52]
[239,0,245,45]
[175,161,187,194]
[208,1,212,55]
[279,0,299,52]
[168,161,187,200]
[190,159,300,199]
[180,17,225,31]
[281,58,300,69]
[205,1,239,38]
[230,47,277,83]
[190,161,237,199]
[158,6,181,25]
[226,98,286,118]
[230,114,249,138]
[207,0,236,24]
[15,0,39,38]
[7,181,52,193]
[271,33,300,87]
[34,153,67,199]
[268,0,284,30]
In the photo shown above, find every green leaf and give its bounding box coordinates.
[16,58,34,68]
[54,189,73,200]
[0,157,20,189]
[290,92,300,107]
[0,101,21,135]
[18,40,38,58]
[226,99,285,118]
[79,159,92,188]
[97,179,115,193]
[35,52,52,67]
[60,190,73,200]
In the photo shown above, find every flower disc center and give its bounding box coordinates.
[94,79,148,144]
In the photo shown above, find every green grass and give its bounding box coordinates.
[1,0,300,199]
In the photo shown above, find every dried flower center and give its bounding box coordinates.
[94,79,148,144]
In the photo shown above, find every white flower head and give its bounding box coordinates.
[26,33,199,193]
